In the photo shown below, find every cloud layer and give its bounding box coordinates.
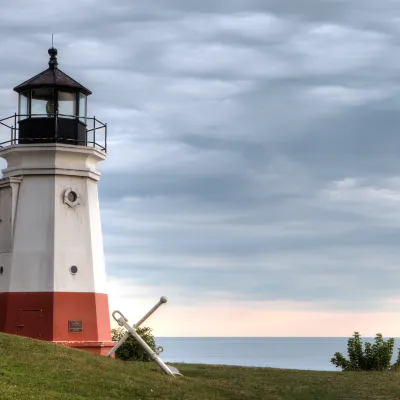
[1,0,400,335]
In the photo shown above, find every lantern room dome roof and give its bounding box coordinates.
[13,48,92,96]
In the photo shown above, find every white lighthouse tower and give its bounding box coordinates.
[0,47,114,355]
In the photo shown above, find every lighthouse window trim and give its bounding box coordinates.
[18,89,84,121]
[78,93,87,124]
[31,88,56,118]
[19,91,30,121]
[58,90,77,119]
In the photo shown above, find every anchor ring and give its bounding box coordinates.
[112,310,128,326]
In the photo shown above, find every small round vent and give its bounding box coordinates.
[63,188,80,208]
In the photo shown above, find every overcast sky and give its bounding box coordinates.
[1,0,400,336]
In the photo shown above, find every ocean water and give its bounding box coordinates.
[156,337,400,371]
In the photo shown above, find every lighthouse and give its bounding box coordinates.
[0,48,114,355]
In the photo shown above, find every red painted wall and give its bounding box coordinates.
[0,292,114,353]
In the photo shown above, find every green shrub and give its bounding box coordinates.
[331,332,400,371]
[111,326,157,362]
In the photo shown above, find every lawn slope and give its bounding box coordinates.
[0,333,400,399]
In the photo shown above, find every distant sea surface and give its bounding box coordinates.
[156,337,400,371]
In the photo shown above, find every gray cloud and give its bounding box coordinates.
[1,0,400,313]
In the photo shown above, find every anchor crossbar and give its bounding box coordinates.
[135,296,167,328]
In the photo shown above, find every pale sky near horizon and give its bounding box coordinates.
[1,0,400,337]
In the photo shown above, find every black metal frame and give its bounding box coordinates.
[0,113,107,152]
[19,88,87,120]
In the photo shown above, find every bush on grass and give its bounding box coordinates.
[111,326,157,362]
[331,332,400,371]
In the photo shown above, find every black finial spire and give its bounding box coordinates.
[48,34,58,70]
[48,47,58,69]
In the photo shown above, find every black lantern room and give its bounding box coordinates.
[8,47,106,150]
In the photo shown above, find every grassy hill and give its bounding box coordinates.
[1,334,400,399]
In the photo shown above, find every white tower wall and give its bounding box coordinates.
[0,144,108,294]
[0,177,22,293]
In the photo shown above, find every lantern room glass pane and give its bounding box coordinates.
[58,91,76,119]
[31,88,55,118]
[19,91,29,120]
[79,93,87,124]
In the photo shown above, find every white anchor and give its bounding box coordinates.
[107,297,182,377]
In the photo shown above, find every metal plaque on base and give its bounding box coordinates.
[68,320,83,333]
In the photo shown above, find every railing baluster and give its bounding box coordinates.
[93,116,96,148]
[14,112,17,144]
[105,123,107,153]
[55,112,58,142]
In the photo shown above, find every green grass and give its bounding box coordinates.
[1,334,400,399]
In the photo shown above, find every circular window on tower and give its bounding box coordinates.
[64,188,80,208]
[67,191,77,202]
[70,265,78,275]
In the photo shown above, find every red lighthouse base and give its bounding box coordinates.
[55,341,116,356]
[0,292,115,356]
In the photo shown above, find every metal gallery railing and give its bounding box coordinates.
[0,113,107,152]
